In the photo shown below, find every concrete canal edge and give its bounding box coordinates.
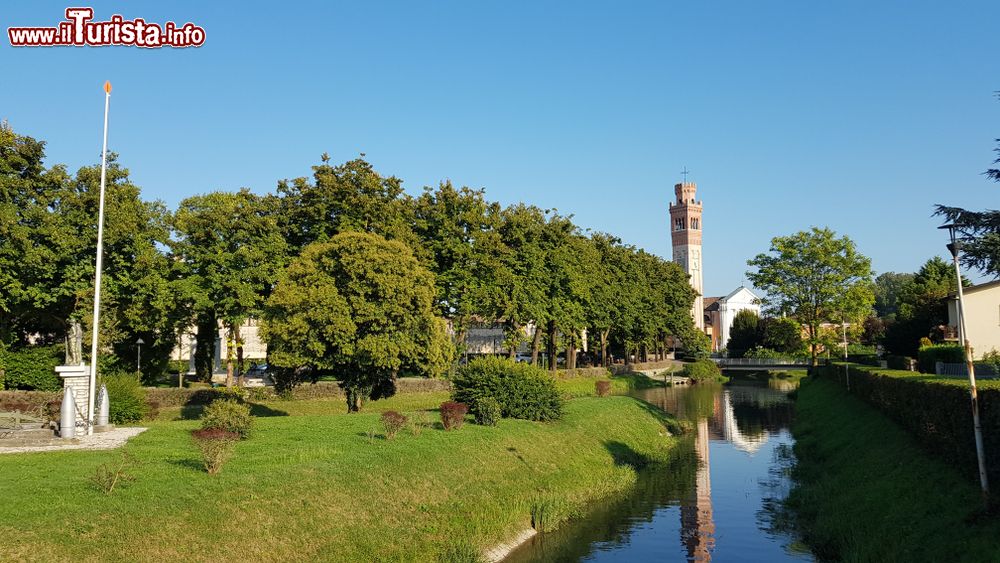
[484,527,537,562]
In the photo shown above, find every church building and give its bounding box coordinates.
[669,179,762,352]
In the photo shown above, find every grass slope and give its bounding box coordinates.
[0,394,677,562]
[788,377,1000,562]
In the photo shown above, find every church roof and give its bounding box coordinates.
[720,285,761,304]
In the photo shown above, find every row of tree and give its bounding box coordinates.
[0,124,702,391]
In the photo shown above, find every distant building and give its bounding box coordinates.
[948,280,1000,359]
[703,286,761,352]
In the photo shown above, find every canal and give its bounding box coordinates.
[505,376,811,562]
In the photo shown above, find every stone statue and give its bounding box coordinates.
[65,320,83,366]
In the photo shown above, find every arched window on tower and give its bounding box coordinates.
[674,218,684,231]
[691,218,700,230]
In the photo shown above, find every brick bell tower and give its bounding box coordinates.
[670,181,704,330]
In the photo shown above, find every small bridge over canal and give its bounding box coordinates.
[710,358,812,371]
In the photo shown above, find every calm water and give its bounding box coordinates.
[505,378,812,562]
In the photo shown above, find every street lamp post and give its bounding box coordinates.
[939,223,990,501]
[842,318,850,392]
[136,337,145,374]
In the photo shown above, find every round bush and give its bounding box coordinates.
[452,356,564,422]
[681,359,722,382]
[200,399,253,439]
[102,372,149,424]
[473,397,501,426]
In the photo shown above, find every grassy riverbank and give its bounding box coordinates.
[788,377,1000,562]
[0,393,679,561]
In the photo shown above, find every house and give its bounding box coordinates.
[948,280,1000,359]
[704,286,762,352]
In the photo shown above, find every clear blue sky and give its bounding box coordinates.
[2,1,998,296]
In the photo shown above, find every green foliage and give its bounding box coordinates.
[102,372,148,424]
[917,344,964,374]
[819,363,1000,486]
[200,399,253,439]
[262,232,454,412]
[745,346,783,359]
[472,397,501,426]
[0,344,62,390]
[681,359,722,382]
[747,227,874,365]
[191,428,239,474]
[789,377,1000,561]
[452,357,564,422]
[437,541,484,563]
[883,258,963,357]
[762,317,803,354]
[680,328,711,360]
[727,309,762,357]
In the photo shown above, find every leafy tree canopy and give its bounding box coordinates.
[747,227,874,365]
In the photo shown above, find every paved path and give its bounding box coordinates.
[0,427,147,455]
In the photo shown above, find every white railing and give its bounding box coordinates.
[712,358,810,367]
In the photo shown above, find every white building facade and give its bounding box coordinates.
[704,286,762,353]
[948,280,1000,359]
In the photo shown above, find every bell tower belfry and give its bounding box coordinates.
[670,181,704,330]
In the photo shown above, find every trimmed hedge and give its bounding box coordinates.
[917,344,964,374]
[820,363,1000,485]
[0,345,63,391]
[452,357,564,422]
[146,378,451,407]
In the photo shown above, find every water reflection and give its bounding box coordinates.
[505,379,810,562]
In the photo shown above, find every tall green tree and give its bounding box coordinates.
[1,124,178,379]
[261,232,453,412]
[882,257,964,356]
[873,272,915,320]
[274,156,418,252]
[411,182,512,355]
[727,309,762,358]
[170,189,287,385]
[497,204,549,364]
[747,227,874,365]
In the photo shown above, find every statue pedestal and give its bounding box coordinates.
[56,365,91,431]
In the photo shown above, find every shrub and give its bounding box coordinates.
[381,410,408,439]
[0,344,62,391]
[440,401,468,430]
[191,428,239,474]
[595,380,612,397]
[102,372,148,424]
[681,359,722,382]
[452,357,564,422]
[473,397,501,426]
[917,344,964,374]
[200,399,253,439]
[409,410,431,436]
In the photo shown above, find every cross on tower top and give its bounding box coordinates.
[681,167,690,183]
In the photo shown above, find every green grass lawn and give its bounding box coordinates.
[787,377,1000,562]
[0,394,679,562]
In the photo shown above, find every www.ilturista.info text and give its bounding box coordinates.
[8,8,205,48]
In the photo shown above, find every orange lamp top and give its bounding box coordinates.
[103,81,112,94]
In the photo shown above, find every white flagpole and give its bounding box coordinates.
[88,81,112,435]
